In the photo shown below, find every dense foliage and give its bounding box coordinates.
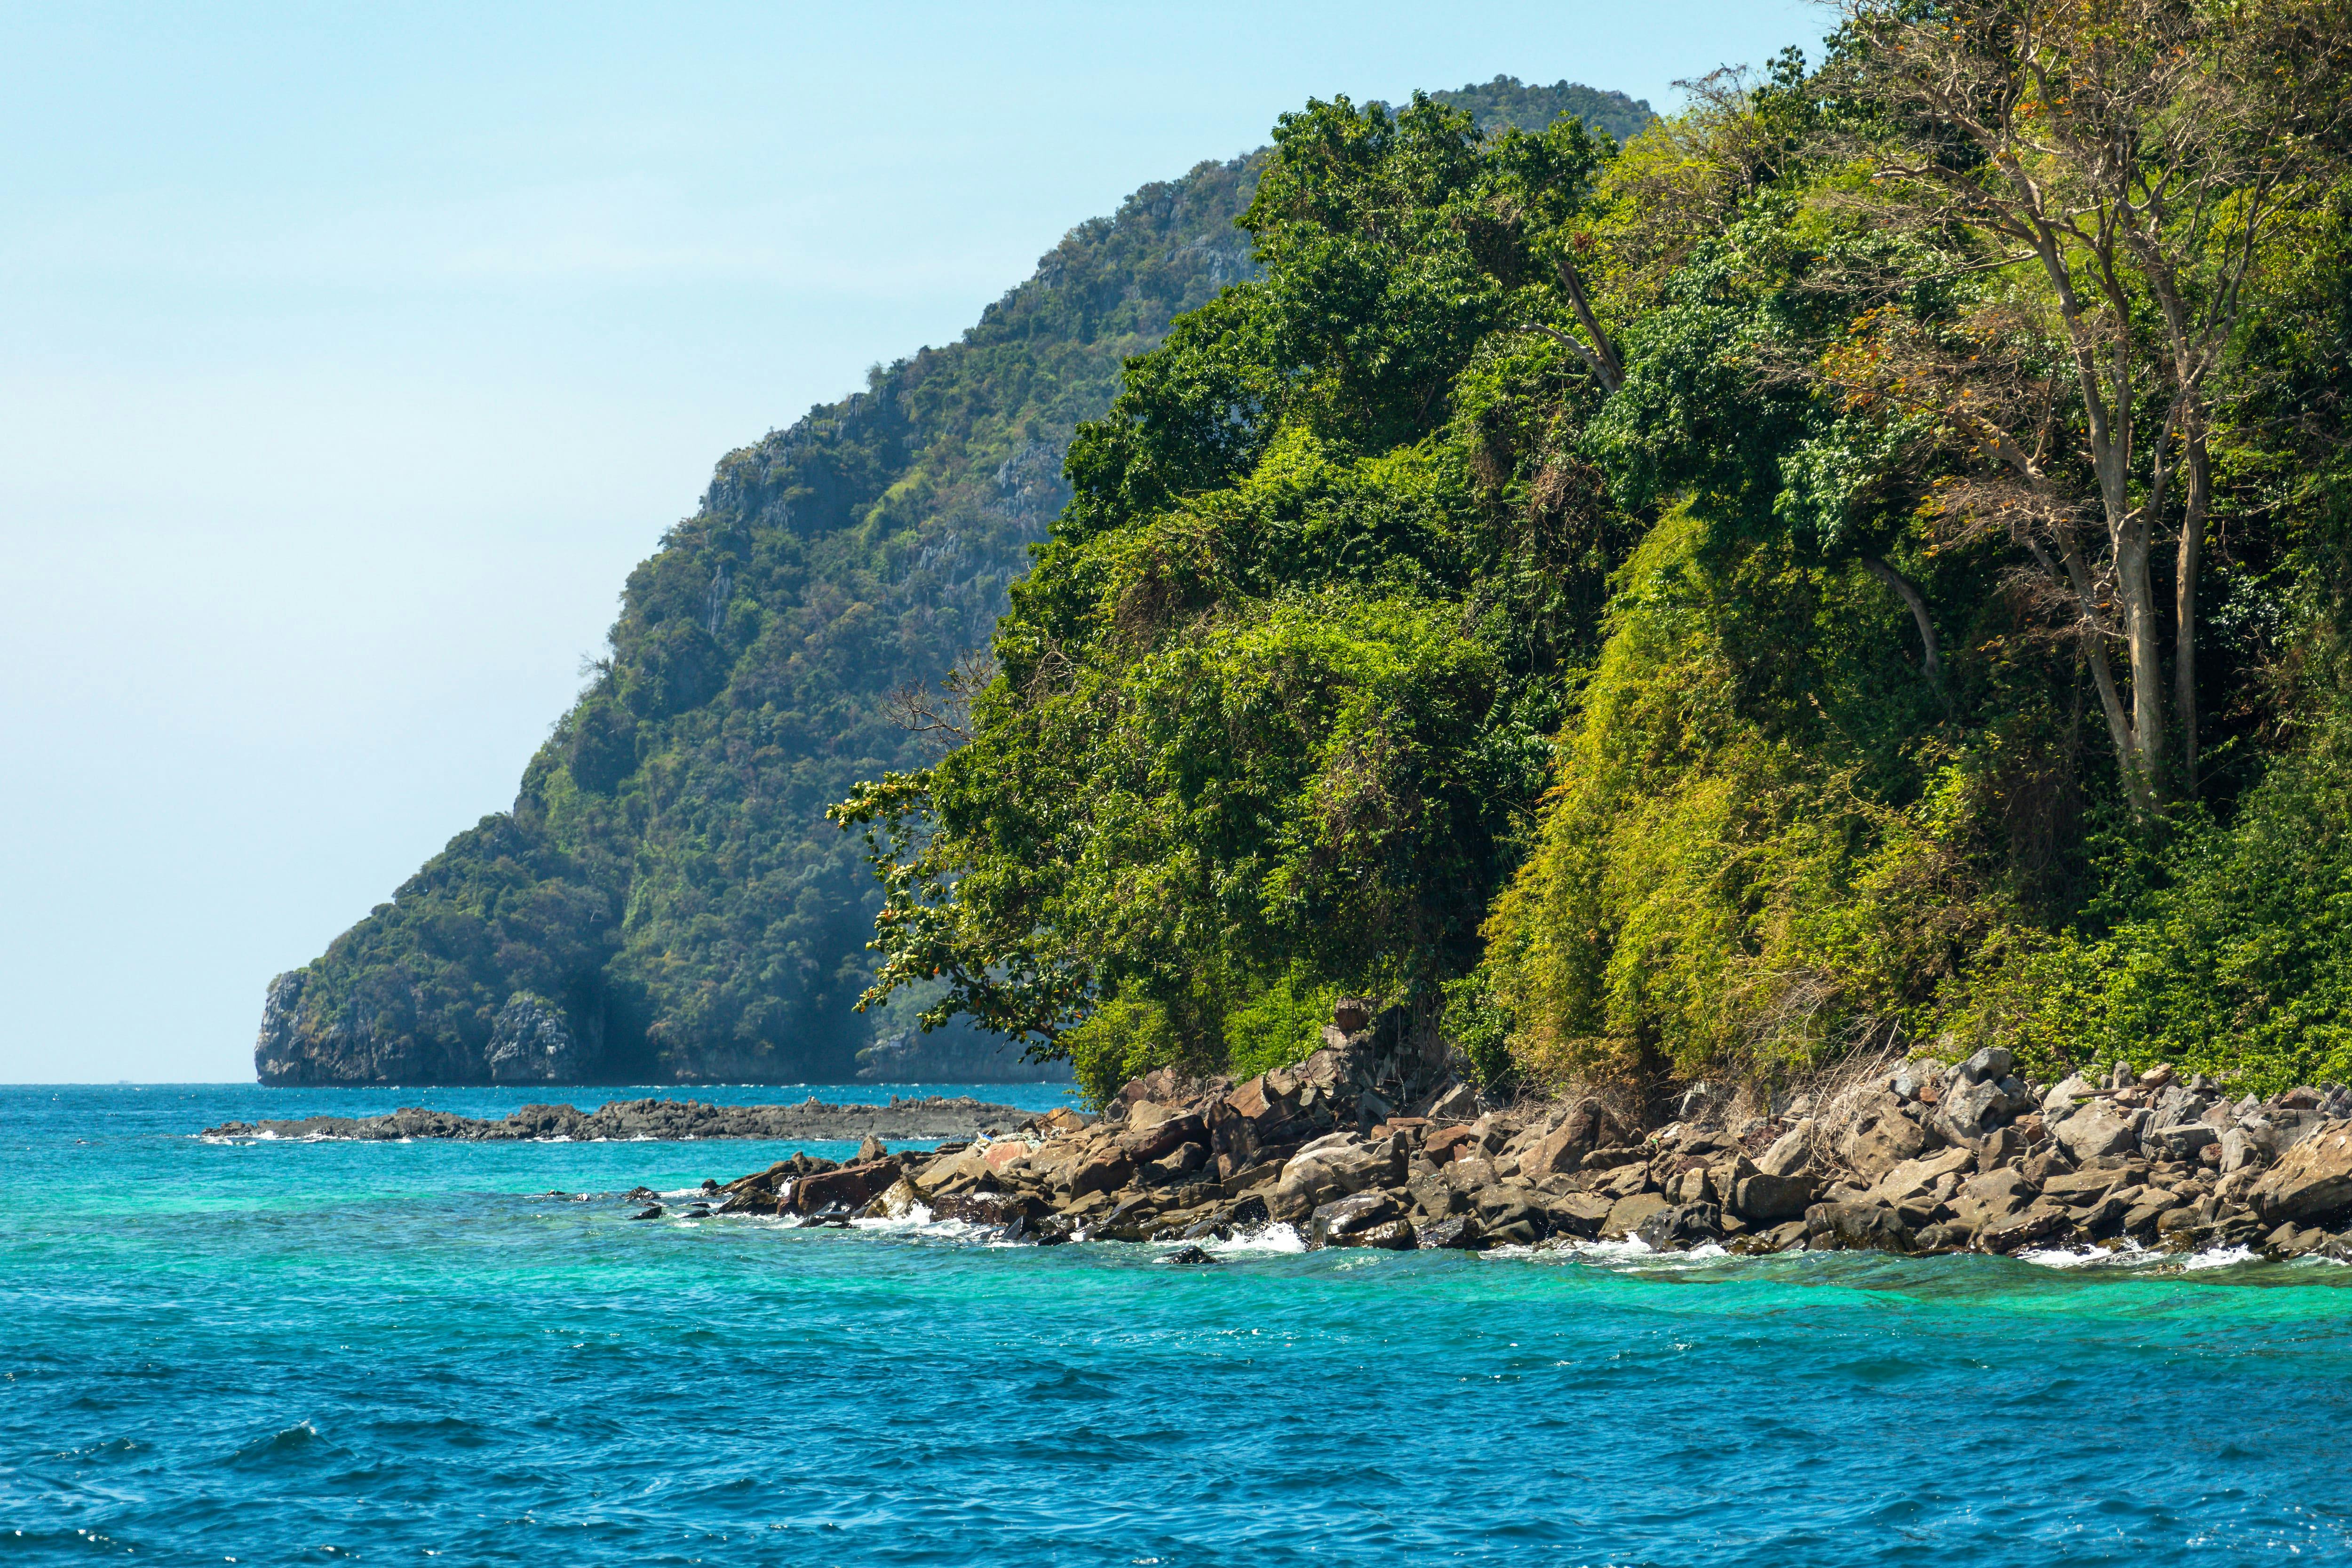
[848,6,2352,1106]
[262,80,1643,1084]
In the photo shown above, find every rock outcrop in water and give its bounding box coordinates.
[202,1094,1033,1143]
[709,1012,2352,1261]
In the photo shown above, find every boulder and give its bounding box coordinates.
[1423,1125,1478,1164]
[1518,1119,1590,1179]
[1837,1091,1931,1182]
[1405,1170,1461,1220]
[1732,1172,1818,1222]
[2053,1101,2140,1162]
[1542,1190,1617,1238]
[1269,1137,1399,1222]
[1069,1148,1135,1198]
[1602,1192,1672,1240]
[858,1177,922,1221]
[1422,1082,1478,1121]
[1309,1189,1407,1249]
[2250,1125,2352,1228]
[1935,1075,2035,1142]
[1946,1168,2037,1234]
[792,1158,902,1215]
[2041,1074,2097,1116]
[1956,1045,2013,1084]
[1870,1146,1977,1204]
[1417,1214,1485,1250]
[1804,1202,1916,1253]
[2218,1127,2268,1175]
[1633,1202,1722,1250]
[1756,1122,1816,1178]
[1120,1112,1207,1165]
[1977,1199,2072,1254]
[2144,1123,2217,1162]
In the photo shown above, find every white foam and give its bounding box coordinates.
[1202,1223,1306,1255]
[2184,1243,2261,1271]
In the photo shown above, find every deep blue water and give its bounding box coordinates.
[6,1082,2352,1565]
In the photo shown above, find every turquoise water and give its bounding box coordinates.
[7,1084,2352,1565]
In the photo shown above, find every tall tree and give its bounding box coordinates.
[1824,0,2346,810]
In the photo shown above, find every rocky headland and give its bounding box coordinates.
[701,1014,2352,1262]
[202,1094,1033,1143]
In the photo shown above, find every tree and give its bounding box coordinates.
[1822,0,2348,810]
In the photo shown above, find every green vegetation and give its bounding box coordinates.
[261,80,1642,1084]
[845,6,2352,1107]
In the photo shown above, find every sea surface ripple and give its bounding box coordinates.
[6,1083,2352,1565]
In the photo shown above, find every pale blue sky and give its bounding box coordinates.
[0,0,1821,1082]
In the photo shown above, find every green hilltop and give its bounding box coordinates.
[256,77,1653,1085]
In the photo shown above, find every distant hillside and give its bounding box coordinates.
[256,76,1650,1086]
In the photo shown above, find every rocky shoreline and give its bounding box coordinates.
[201,1094,1035,1143]
[698,1027,2352,1262]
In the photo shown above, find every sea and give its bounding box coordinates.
[7,1082,2352,1565]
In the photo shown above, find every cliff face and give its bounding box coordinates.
[257,79,1653,1087]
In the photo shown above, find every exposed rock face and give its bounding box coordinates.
[485,994,588,1084]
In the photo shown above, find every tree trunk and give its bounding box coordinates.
[2117,522,2168,804]
[2175,432,2209,796]
[1858,555,1941,689]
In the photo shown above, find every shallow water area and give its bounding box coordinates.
[7,1084,2352,1565]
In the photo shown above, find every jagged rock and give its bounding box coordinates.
[1757,1122,1816,1178]
[1935,1073,2034,1143]
[2042,1074,2097,1116]
[1422,1083,1478,1121]
[1805,1202,1915,1253]
[484,993,587,1083]
[2218,1127,2267,1174]
[2053,1101,2140,1162]
[1837,1091,1931,1181]
[1119,1112,1207,1164]
[2144,1123,2218,1161]
[858,1177,921,1221]
[1416,1214,1485,1250]
[1634,1202,1722,1250]
[1602,1192,1671,1240]
[1309,1190,1408,1248]
[1978,1200,2072,1253]
[1270,1135,1400,1222]
[2250,1125,2352,1228]
[1946,1168,2037,1234]
[792,1158,902,1215]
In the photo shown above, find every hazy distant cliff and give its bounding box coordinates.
[256,78,1655,1087]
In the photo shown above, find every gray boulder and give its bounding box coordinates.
[1634,1202,1723,1250]
[1757,1122,1816,1178]
[2053,1101,2140,1162]
[2250,1125,2352,1228]
[1936,1074,2035,1142]
[1309,1189,1411,1249]
[1837,1090,1931,1181]
[1732,1172,1817,1222]
[1270,1135,1400,1221]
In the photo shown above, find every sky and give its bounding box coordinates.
[0,0,1823,1083]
